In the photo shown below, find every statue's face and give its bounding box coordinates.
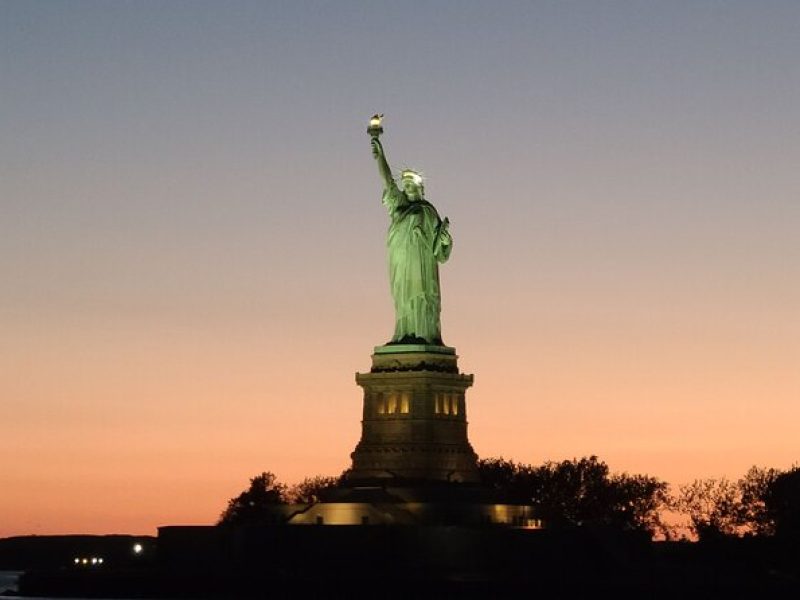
[403,178,422,200]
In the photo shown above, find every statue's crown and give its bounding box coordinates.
[401,169,423,185]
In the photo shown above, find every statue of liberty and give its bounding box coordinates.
[368,116,452,345]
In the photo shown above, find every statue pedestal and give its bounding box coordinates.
[348,345,479,483]
[292,345,539,526]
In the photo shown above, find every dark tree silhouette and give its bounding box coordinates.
[674,478,741,539]
[476,457,531,501]
[738,466,782,535]
[218,472,288,526]
[606,472,672,537]
[764,466,800,539]
[539,456,613,526]
[288,474,343,504]
[674,467,787,539]
[478,456,670,538]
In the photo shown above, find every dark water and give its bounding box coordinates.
[0,571,21,594]
[0,570,148,600]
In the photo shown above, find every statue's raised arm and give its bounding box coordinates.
[366,114,451,347]
[370,137,394,191]
[368,113,395,192]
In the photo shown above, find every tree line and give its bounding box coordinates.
[218,457,800,541]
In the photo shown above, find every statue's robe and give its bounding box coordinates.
[383,184,451,344]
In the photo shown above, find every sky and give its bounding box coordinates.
[1,1,798,536]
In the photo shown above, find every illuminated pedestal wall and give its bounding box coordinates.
[348,345,480,484]
[288,497,541,527]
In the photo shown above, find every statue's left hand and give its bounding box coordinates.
[438,218,451,245]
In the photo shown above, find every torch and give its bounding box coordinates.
[367,113,384,138]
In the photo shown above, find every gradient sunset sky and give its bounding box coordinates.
[2,1,798,536]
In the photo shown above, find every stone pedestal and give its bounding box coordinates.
[349,345,479,483]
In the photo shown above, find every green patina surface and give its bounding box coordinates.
[370,118,452,346]
[373,344,455,355]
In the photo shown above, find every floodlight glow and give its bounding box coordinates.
[133,543,143,554]
[81,558,88,564]
[73,558,80,564]
[98,558,104,564]
[91,557,97,564]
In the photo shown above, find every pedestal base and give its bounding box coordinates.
[349,345,479,483]
[289,483,541,527]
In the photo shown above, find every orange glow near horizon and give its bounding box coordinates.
[3,2,799,538]
[3,290,798,536]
